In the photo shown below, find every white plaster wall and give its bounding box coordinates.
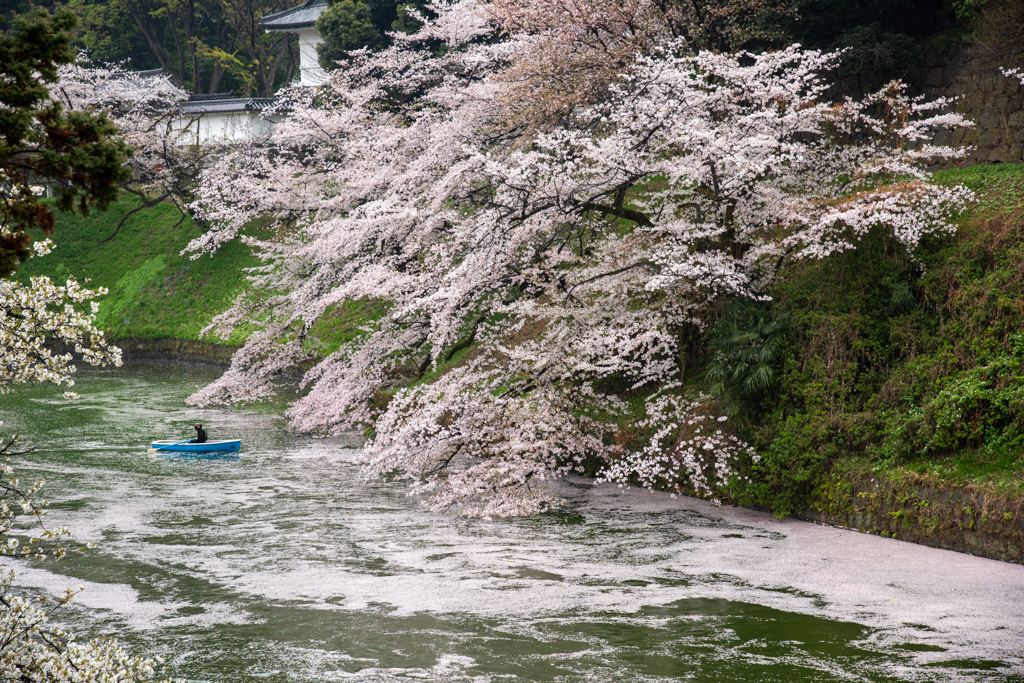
[170,111,279,145]
[298,28,327,86]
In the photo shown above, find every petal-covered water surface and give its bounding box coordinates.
[1,361,1022,682]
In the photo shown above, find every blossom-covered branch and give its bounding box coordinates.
[185,0,974,515]
[0,267,122,395]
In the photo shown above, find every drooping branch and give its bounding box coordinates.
[579,201,654,227]
[97,188,168,244]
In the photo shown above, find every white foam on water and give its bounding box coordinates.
[8,562,251,631]
[77,451,1024,666]
[4,363,1024,681]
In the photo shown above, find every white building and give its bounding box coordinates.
[260,0,328,87]
[173,0,327,144]
[174,92,281,145]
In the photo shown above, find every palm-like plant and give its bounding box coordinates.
[705,303,789,399]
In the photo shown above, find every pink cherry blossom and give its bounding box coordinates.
[181,3,973,515]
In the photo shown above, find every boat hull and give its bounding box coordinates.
[151,440,241,452]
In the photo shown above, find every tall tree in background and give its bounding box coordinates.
[316,0,435,71]
[215,0,298,94]
[72,0,298,95]
[69,0,159,68]
[316,0,381,69]
[964,0,1024,70]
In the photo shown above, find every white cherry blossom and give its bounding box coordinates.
[183,2,973,515]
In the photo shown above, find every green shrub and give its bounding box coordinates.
[718,165,1024,505]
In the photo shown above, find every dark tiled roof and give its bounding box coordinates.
[260,0,327,31]
[177,97,278,114]
[188,91,235,101]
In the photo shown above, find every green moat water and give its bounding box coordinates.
[1,362,1022,682]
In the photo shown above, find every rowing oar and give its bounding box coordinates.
[147,439,192,455]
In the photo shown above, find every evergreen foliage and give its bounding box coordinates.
[0,9,131,277]
[317,0,383,69]
[705,302,789,407]
[729,166,1024,514]
[62,0,299,96]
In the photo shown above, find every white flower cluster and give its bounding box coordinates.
[0,274,122,394]
[0,462,70,561]
[31,240,54,257]
[598,389,757,497]
[1001,68,1024,86]
[0,568,168,683]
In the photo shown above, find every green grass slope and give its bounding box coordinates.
[18,197,391,358]
[17,197,257,344]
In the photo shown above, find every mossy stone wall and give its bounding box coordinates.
[113,337,238,366]
[947,72,1024,165]
[802,473,1024,564]
[922,50,1024,166]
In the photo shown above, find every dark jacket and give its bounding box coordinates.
[193,428,208,443]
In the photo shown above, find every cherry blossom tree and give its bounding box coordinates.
[185,0,973,515]
[49,60,204,244]
[488,0,793,126]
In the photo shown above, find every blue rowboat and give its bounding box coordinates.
[151,439,241,453]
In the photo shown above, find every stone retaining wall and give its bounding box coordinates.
[801,473,1024,564]
[112,337,238,366]
[917,49,1024,166]
[945,71,1024,165]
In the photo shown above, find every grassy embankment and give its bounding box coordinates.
[18,197,254,344]
[17,197,382,357]
[707,163,1024,557]
[18,168,1024,552]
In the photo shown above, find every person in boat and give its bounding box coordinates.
[192,423,208,443]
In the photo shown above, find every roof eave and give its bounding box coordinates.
[261,21,318,31]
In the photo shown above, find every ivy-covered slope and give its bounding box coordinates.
[720,164,1024,516]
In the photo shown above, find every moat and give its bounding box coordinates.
[1,361,1022,682]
